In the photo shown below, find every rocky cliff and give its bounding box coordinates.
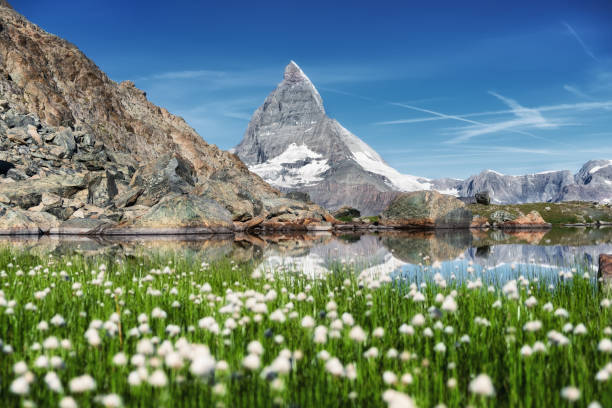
[0,2,333,234]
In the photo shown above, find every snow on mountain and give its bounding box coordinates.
[249,143,329,188]
[589,160,612,174]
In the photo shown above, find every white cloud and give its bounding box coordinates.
[563,84,591,99]
[562,21,598,62]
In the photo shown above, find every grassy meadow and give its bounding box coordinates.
[468,201,612,225]
[0,248,611,407]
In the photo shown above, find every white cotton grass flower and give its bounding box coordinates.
[325,357,344,377]
[373,327,384,338]
[401,373,414,384]
[573,324,587,335]
[412,291,426,302]
[59,397,78,408]
[523,320,542,332]
[434,342,447,353]
[411,314,426,326]
[382,371,397,384]
[313,325,328,344]
[547,330,570,346]
[112,352,128,366]
[50,314,66,326]
[10,376,30,395]
[524,296,537,308]
[349,326,367,342]
[127,371,142,387]
[382,389,416,408]
[469,374,495,396]
[34,355,49,369]
[341,313,355,326]
[399,324,414,335]
[520,345,533,357]
[595,369,610,382]
[269,309,286,323]
[247,341,264,356]
[136,339,154,355]
[69,374,96,393]
[441,296,457,313]
[43,336,59,350]
[561,386,580,402]
[301,315,315,328]
[598,338,612,353]
[190,354,216,376]
[148,369,168,387]
[97,394,122,408]
[528,340,544,352]
[14,361,28,375]
[318,350,330,361]
[363,347,379,359]
[243,354,261,371]
[502,280,519,299]
[44,371,63,393]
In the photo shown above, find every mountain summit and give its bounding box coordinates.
[235,61,430,214]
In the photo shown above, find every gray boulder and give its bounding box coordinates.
[50,218,115,235]
[475,191,491,205]
[52,128,77,158]
[130,154,196,206]
[0,174,87,209]
[490,210,516,223]
[381,190,472,229]
[107,194,233,234]
[113,187,143,208]
[87,171,118,207]
[0,204,40,235]
[333,206,361,220]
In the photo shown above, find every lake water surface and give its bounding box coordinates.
[2,227,611,287]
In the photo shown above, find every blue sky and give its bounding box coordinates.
[15,0,612,178]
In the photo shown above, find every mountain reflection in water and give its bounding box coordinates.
[0,228,611,283]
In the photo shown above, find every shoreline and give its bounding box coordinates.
[0,222,600,237]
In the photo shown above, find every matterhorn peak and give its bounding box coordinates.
[283,60,310,83]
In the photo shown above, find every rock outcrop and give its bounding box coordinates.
[333,207,361,220]
[0,2,334,234]
[599,254,612,281]
[498,211,551,230]
[381,191,472,229]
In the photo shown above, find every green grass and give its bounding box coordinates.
[0,248,611,407]
[468,201,612,225]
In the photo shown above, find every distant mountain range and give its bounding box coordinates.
[235,62,612,214]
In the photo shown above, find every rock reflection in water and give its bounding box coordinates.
[0,228,610,282]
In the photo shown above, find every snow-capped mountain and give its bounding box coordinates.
[234,61,430,214]
[235,61,612,213]
[432,160,612,204]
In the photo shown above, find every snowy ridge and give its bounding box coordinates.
[589,160,612,174]
[249,143,330,188]
[338,125,431,192]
